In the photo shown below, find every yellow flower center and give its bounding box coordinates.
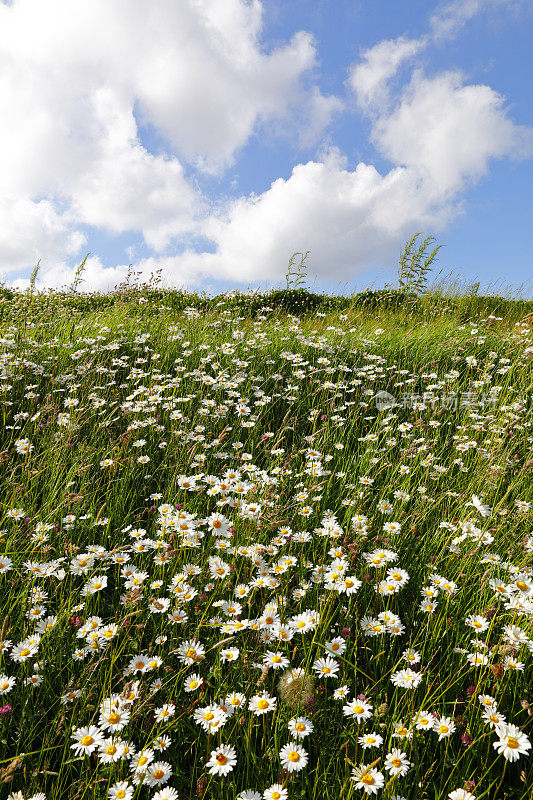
[361,773,375,785]
[93,582,102,590]
[257,699,269,710]
[116,792,126,799]
[507,737,519,749]
[204,712,214,721]
[392,757,402,767]
[106,745,117,755]
[108,712,120,724]
[288,751,300,762]
[136,661,145,670]
[439,725,449,734]
[273,655,281,663]
[272,793,281,800]
[186,649,196,659]
[81,735,94,746]
[138,756,148,766]
[1,682,9,690]
[190,680,198,689]
[216,754,228,765]
[20,648,30,657]
[354,705,364,714]
[153,769,164,779]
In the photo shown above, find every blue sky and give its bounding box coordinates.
[1,0,531,295]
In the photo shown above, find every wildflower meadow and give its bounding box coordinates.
[0,281,532,800]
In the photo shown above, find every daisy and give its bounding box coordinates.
[206,744,237,776]
[131,749,154,773]
[177,638,205,665]
[184,673,203,693]
[152,790,180,800]
[384,748,410,776]
[493,724,531,761]
[313,656,340,679]
[194,705,228,733]
[220,647,240,662]
[83,575,108,595]
[263,785,288,800]
[434,716,456,740]
[466,652,488,667]
[343,698,373,721]
[392,721,412,739]
[391,668,423,689]
[358,732,383,749]
[279,741,308,772]
[249,691,277,715]
[333,685,349,700]
[0,675,15,695]
[288,716,314,739]
[448,790,476,800]
[154,703,175,723]
[482,708,506,728]
[107,781,134,800]
[100,704,130,733]
[153,735,171,751]
[478,694,497,710]
[414,711,434,731]
[465,615,489,633]
[351,764,385,795]
[225,691,246,711]
[324,637,346,656]
[144,760,173,787]
[71,725,105,756]
[263,651,289,670]
[99,738,125,764]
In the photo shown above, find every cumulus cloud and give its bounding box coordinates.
[0,0,336,277]
[1,0,531,292]
[348,37,426,113]
[372,69,533,196]
[429,0,523,40]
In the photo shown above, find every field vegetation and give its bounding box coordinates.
[0,247,532,800]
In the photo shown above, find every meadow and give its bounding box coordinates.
[0,279,532,800]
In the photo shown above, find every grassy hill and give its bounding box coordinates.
[0,284,531,799]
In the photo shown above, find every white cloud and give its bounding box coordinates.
[67,154,457,293]
[372,69,533,196]
[1,0,531,293]
[0,0,335,274]
[348,36,426,112]
[428,0,523,40]
[0,198,85,276]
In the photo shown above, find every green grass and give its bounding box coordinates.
[0,288,531,800]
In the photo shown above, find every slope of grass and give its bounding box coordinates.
[0,290,531,800]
